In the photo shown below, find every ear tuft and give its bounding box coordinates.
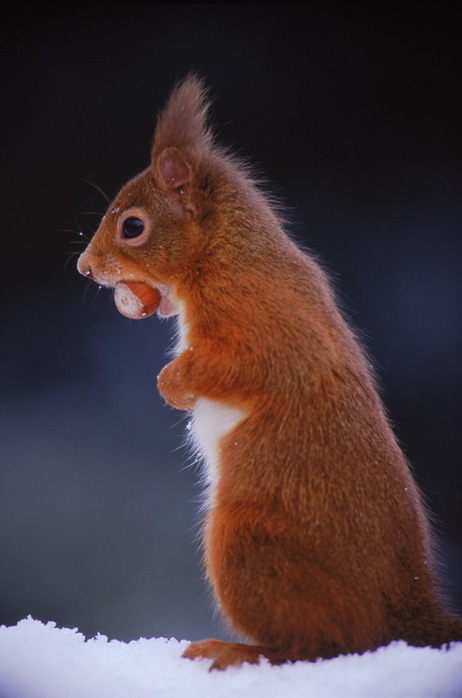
[151,74,213,179]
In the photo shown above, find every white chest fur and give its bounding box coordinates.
[175,313,245,502]
[190,398,245,502]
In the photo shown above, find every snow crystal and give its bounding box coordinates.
[0,617,461,698]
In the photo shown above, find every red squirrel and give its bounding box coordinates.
[77,75,462,669]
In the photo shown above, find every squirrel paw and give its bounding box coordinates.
[182,639,267,671]
[157,358,196,410]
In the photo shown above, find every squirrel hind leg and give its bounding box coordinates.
[182,639,288,671]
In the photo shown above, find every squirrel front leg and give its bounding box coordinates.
[158,336,249,410]
[157,350,197,410]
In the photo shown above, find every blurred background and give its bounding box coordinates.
[0,4,460,643]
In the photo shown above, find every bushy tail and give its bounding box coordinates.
[405,614,462,649]
[444,617,462,645]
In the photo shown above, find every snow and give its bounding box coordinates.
[0,618,461,698]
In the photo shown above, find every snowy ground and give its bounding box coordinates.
[0,618,461,698]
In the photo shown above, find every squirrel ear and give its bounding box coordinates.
[150,76,211,214]
[156,147,192,193]
[153,146,194,216]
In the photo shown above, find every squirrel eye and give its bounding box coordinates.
[122,216,145,239]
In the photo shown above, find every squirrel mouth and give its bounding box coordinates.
[113,281,177,319]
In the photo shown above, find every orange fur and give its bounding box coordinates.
[77,75,462,669]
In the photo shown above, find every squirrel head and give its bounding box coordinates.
[77,75,219,316]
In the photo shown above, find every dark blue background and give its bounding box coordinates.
[0,3,460,642]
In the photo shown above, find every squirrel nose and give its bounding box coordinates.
[77,252,94,279]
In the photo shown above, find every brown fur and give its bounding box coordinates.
[77,75,462,670]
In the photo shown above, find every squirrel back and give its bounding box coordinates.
[78,75,462,669]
